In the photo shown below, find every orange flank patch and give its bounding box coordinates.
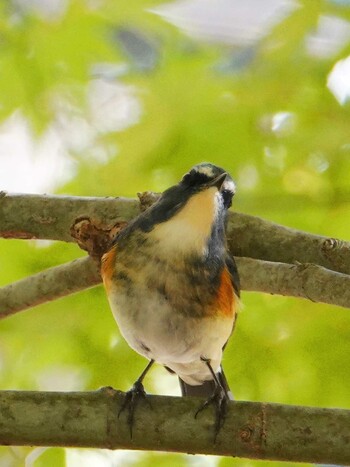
[101,245,117,293]
[216,267,236,318]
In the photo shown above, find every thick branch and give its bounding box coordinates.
[1,256,350,318]
[228,212,350,275]
[0,389,349,464]
[0,192,139,242]
[0,257,100,317]
[1,192,350,274]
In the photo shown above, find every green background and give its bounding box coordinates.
[0,1,349,465]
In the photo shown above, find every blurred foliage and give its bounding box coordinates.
[0,0,350,466]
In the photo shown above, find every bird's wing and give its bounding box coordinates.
[179,255,240,399]
[225,253,240,298]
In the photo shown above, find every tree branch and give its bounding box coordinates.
[0,257,100,318]
[228,212,350,275]
[236,257,350,308]
[0,389,349,464]
[1,192,350,314]
[1,192,350,274]
[1,256,349,318]
[0,192,139,242]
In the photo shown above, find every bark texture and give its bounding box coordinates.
[236,257,350,308]
[1,192,350,314]
[1,193,349,274]
[1,256,350,317]
[0,389,348,465]
[0,257,100,317]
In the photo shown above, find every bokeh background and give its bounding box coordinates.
[0,0,350,466]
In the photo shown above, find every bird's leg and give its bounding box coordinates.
[118,359,154,437]
[195,357,229,440]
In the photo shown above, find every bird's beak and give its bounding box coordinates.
[207,172,227,190]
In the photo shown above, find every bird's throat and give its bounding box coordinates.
[150,187,219,256]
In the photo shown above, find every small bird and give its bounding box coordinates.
[101,162,240,436]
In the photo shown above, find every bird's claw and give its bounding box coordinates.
[195,385,228,441]
[118,380,151,437]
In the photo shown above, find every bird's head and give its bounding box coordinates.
[135,163,236,256]
[179,162,235,209]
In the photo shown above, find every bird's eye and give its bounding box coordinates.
[221,189,233,208]
[181,170,196,185]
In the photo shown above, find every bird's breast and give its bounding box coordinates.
[101,234,237,366]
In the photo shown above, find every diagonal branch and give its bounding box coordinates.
[0,257,100,318]
[1,256,349,318]
[228,212,350,275]
[1,192,350,274]
[0,388,349,465]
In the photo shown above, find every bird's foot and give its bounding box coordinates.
[118,380,151,438]
[195,385,228,441]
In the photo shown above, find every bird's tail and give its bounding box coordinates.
[178,367,234,400]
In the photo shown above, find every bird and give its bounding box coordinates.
[101,162,240,437]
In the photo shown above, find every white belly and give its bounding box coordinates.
[107,287,233,385]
